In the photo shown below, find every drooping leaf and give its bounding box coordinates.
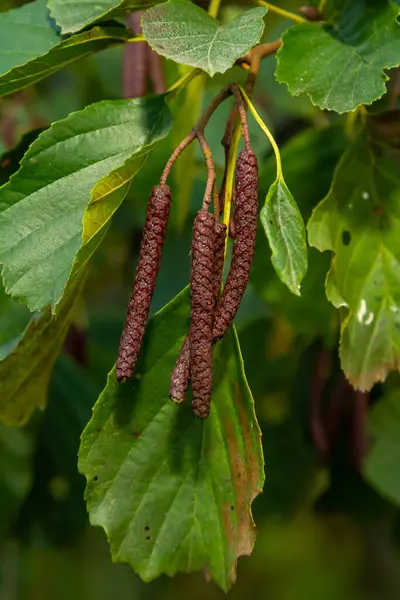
[48,0,161,34]
[0,94,171,312]
[0,0,135,97]
[0,273,85,426]
[276,0,400,113]
[308,131,400,390]
[0,422,33,538]
[142,2,266,76]
[260,176,308,296]
[252,124,346,343]
[364,390,400,506]
[79,288,264,592]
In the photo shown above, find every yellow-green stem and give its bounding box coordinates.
[167,68,202,97]
[238,85,283,180]
[258,0,307,24]
[223,121,241,256]
[208,0,222,18]
[127,36,146,42]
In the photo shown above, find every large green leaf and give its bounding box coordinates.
[0,273,85,426]
[79,289,264,592]
[260,176,308,296]
[276,0,400,113]
[0,0,134,96]
[0,94,171,312]
[142,2,266,76]
[48,0,161,34]
[308,131,400,390]
[364,390,400,506]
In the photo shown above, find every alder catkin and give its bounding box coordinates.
[169,219,226,405]
[116,184,171,382]
[189,210,216,419]
[212,148,258,341]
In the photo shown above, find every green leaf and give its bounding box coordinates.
[364,390,400,506]
[0,0,135,97]
[0,422,33,538]
[252,124,346,343]
[0,273,85,426]
[308,131,400,390]
[48,0,161,34]
[0,94,171,312]
[276,0,400,113]
[142,2,266,76]
[79,288,264,592]
[260,176,308,296]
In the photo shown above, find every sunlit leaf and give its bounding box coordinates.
[79,288,264,592]
[48,0,161,34]
[276,0,400,113]
[142,2,266,76]
[308,131,400,390]
[0,94,171,312]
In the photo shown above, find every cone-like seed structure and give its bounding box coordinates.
[116,184,171,381]
[212,148,258,341]
[190,210,216,419]
[169,219,226,405]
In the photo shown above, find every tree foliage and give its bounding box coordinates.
[0,0,400,593]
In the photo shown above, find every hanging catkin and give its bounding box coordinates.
[169,219,226,404]
[189,210,216,419]
[212,147,258,341]
[116,184,171,382]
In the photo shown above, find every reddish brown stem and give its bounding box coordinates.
[123,12,147,98]
[196,132,216,210]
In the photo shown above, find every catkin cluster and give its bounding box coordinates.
[116,85,259,419]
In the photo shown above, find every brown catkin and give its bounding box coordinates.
[212,148,258,341]
[169,219,226,405]
[116,184,171,381]
[189,210,216,419]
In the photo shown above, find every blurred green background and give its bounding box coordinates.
[1,1,400,598]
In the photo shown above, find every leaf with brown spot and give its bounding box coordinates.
[78,287,264,592]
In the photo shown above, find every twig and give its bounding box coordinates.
[196,132,216,210]
[231,84,251,149]
[299,6,323,21]
[160,130,197,184]
[258,0,307,23]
